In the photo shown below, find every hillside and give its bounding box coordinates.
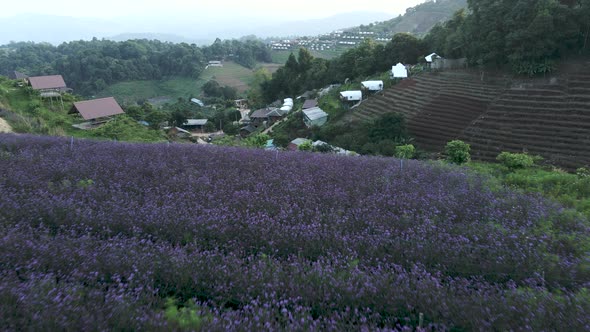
[95,61,273,105]
[346,0,467,36]
[343,62,590,170]
[1,134,589,330]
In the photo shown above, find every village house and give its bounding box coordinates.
[288,138,309,151]
[70,97,125,127]
[182,119,208,133]
[302,106,328,128]
[302,99,318,110]
[28,75,70,97]
[249,107,284,128]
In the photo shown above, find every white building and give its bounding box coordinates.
[391,63,409,78]
[361,80,384,91]
[340,90,363,102]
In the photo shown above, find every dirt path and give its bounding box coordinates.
[0,117,12,133]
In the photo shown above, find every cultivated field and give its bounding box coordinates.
[346,64,590,170]
[96,61,265,104]
[1,134,588,330]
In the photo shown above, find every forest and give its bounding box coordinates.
[0,38,271,95]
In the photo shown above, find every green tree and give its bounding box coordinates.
[445,140,470,164]
[395,144,416,159]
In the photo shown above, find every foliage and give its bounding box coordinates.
[368,113,407,143]
[423,0,589,74]
[468,161,590,219]
[445,140,470,164]
[164,298,210,329]
[298,140,313,151]
[0,134,589,330]
[395,144,416,159]
[89,116,165,142]
[496,152,537,170]
[0,39,271,96]
[244,133,270,148]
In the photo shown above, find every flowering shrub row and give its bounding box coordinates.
[0,134,588,330]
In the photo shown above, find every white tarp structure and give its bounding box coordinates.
[340,90,362,101]
[391,63,408,78]
[190,98,205,107]
[361,80,384,91]
[280,97,293,113]
[425,53,440,63]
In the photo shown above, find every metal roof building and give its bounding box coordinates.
[72,97,125,121]
[303,106,328,128]
[28,75,67,91]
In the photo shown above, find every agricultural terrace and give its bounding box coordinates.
[0,134,589,330]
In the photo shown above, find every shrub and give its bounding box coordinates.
[298,140,313,151]
[497,152,536,170]
[445,140,470,164]
[395,144,415,159]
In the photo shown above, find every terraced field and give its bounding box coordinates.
[344,63,590,170]
[346,70,508,151]
[462,62,590,170]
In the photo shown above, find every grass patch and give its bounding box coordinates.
[96,61,259,105]
[468,162,590,219]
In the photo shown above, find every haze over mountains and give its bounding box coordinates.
[0,12,393,45]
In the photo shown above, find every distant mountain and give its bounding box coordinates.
[241,12,394,38]
[0,14,122,45]
[107,33,211,45]
[346,0,467,36]
[0,11,393,46]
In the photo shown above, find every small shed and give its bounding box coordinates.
[340,90,362,102]
[288,138,309,151]
[71,97,125,121]
[303,107,328,128]
[302,99,318,110]
[361,81,384,92]
[425,53,441,63]
[183,119,208,133]
[190,98,205,107]
[250,107,283,127]
[207,61,223,67]
[391,63,408,78]
[8,71,28,80]
[240,124,257,137]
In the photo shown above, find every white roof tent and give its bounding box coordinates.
[425,53,440,63]
[392,63,408,78]
[361,80,384,91]
[190,98,205,107]
[340,90,362,101]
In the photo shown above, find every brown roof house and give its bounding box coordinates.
[28,75,71,98]
[71,97,125,121]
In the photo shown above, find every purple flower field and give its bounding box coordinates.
[1,134,589,331]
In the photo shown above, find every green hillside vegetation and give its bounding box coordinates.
[349,0,468,36]
[95,61,260,104]
[0,38,272,97]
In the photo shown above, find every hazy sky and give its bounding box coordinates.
[1,0,427,19]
